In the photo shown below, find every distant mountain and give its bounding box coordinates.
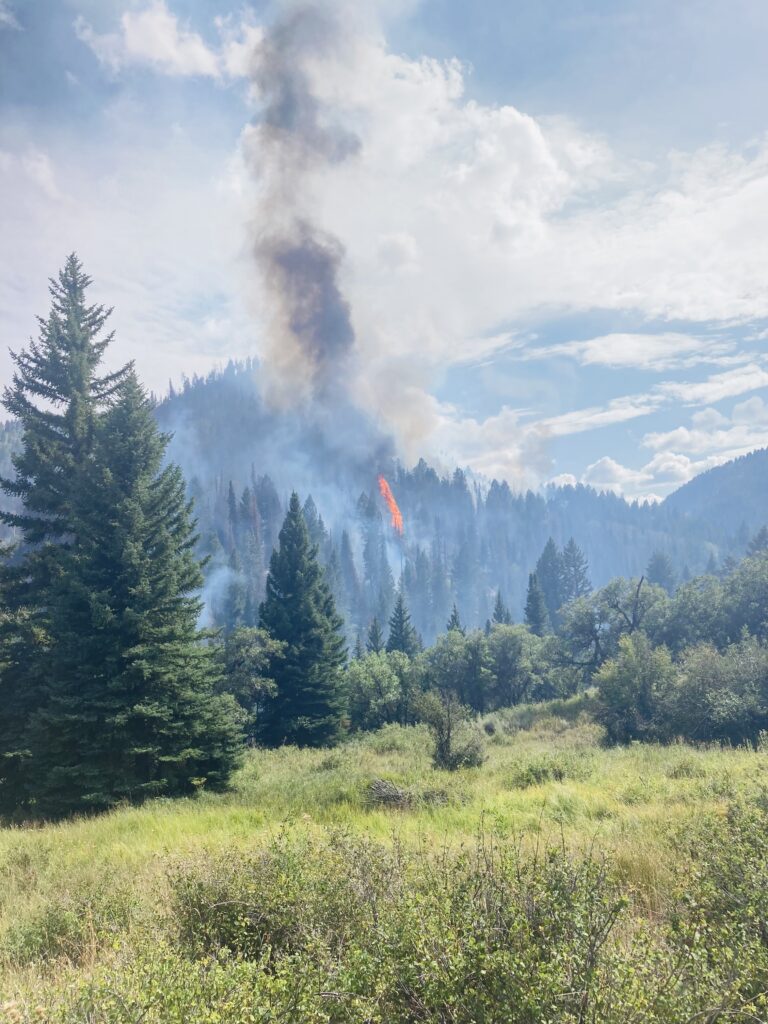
[664,447,768,538]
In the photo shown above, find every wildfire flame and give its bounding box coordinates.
[377,475,403,536]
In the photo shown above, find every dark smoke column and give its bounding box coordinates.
[250,3,362,408]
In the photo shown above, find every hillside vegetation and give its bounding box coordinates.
[3,706,768,1022]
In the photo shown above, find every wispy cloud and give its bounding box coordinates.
[657,363,768,404]
[0,0,19,30]
[521,332,739,371]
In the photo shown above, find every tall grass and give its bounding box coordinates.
[2,702,768,1020]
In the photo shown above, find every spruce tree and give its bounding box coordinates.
[3,352,243,816]
[446,604,464,634]
[492,589,512,626]
[535,538,564,626]
[560,538,591,604]
[366,616,384,654]
[259,493,346,747]
[524,572,550,636]
[0,256,132,816]
[386,593,420,656]
[646,550,677,595]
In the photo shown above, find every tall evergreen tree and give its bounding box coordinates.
[366,616,385,654]
[646,550,677,595]
[492,589,512,626]
[524,572,550,636]
[259,493,346,747]
[446,604,464,634]
[535,538,564,626]
[560,538,591,604]
[0,256,133,815]
[386,593,420,657]
[4,358,242,817]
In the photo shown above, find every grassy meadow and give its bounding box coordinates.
[3,698,768,1021]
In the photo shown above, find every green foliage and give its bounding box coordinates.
[366,616,384,654]
[11,802,768,1022]
[259,493,347,747]
[346,652,405,731]
[486,624,546,707]
[595,633,675,744]
[415,691,485,770]
[214,627,283,741]
[386,592,421,656]
[559,576,667,675]
[560,537,592,603]
[507,750,594,789]
[524,572,549,635]
[446,603,464,633]
[491,589,512,625]
[646,549,677,594]
[660,635,768,745]
[0,262,241,819]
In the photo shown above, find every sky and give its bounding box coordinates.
[1,0,768,501]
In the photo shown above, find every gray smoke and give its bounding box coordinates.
[250,2,365,406]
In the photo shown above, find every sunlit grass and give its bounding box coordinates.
[2,697,767,1009]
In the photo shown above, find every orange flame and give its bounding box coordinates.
[377,475,403,536]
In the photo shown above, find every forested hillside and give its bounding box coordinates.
[664,446,768,535]
[154,362,751,642]
[0,359,760,645]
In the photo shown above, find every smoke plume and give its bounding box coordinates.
[249,2,364,408]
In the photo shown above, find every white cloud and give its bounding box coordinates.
[643,393,768,464]
[75,1,222,78]
[536,394,663,437]
[548,473,578,488]
[0,1,19,30]
[0,148,62,201]
[582,455,651,493]
[578,449,732,500]
[732,395,768,425]
[524,332,735,371]
[0,129,257,394]
[21,149,62,201]
[691,407,729,429]
[657,364,768,405]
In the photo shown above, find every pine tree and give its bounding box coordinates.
[6,366,243,817]
[386,593,420,656]
[646,550,677,595]
[524,573,550,636]
[535,538,564,626]
[560,538,591,604]
[492,590,512,626]
[366,617,385,654]
[446,604,464,634]
[259,493,347,747]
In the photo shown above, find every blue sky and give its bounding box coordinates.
[1,0,768,499]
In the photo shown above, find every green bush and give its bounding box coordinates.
[507,751,594,789]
